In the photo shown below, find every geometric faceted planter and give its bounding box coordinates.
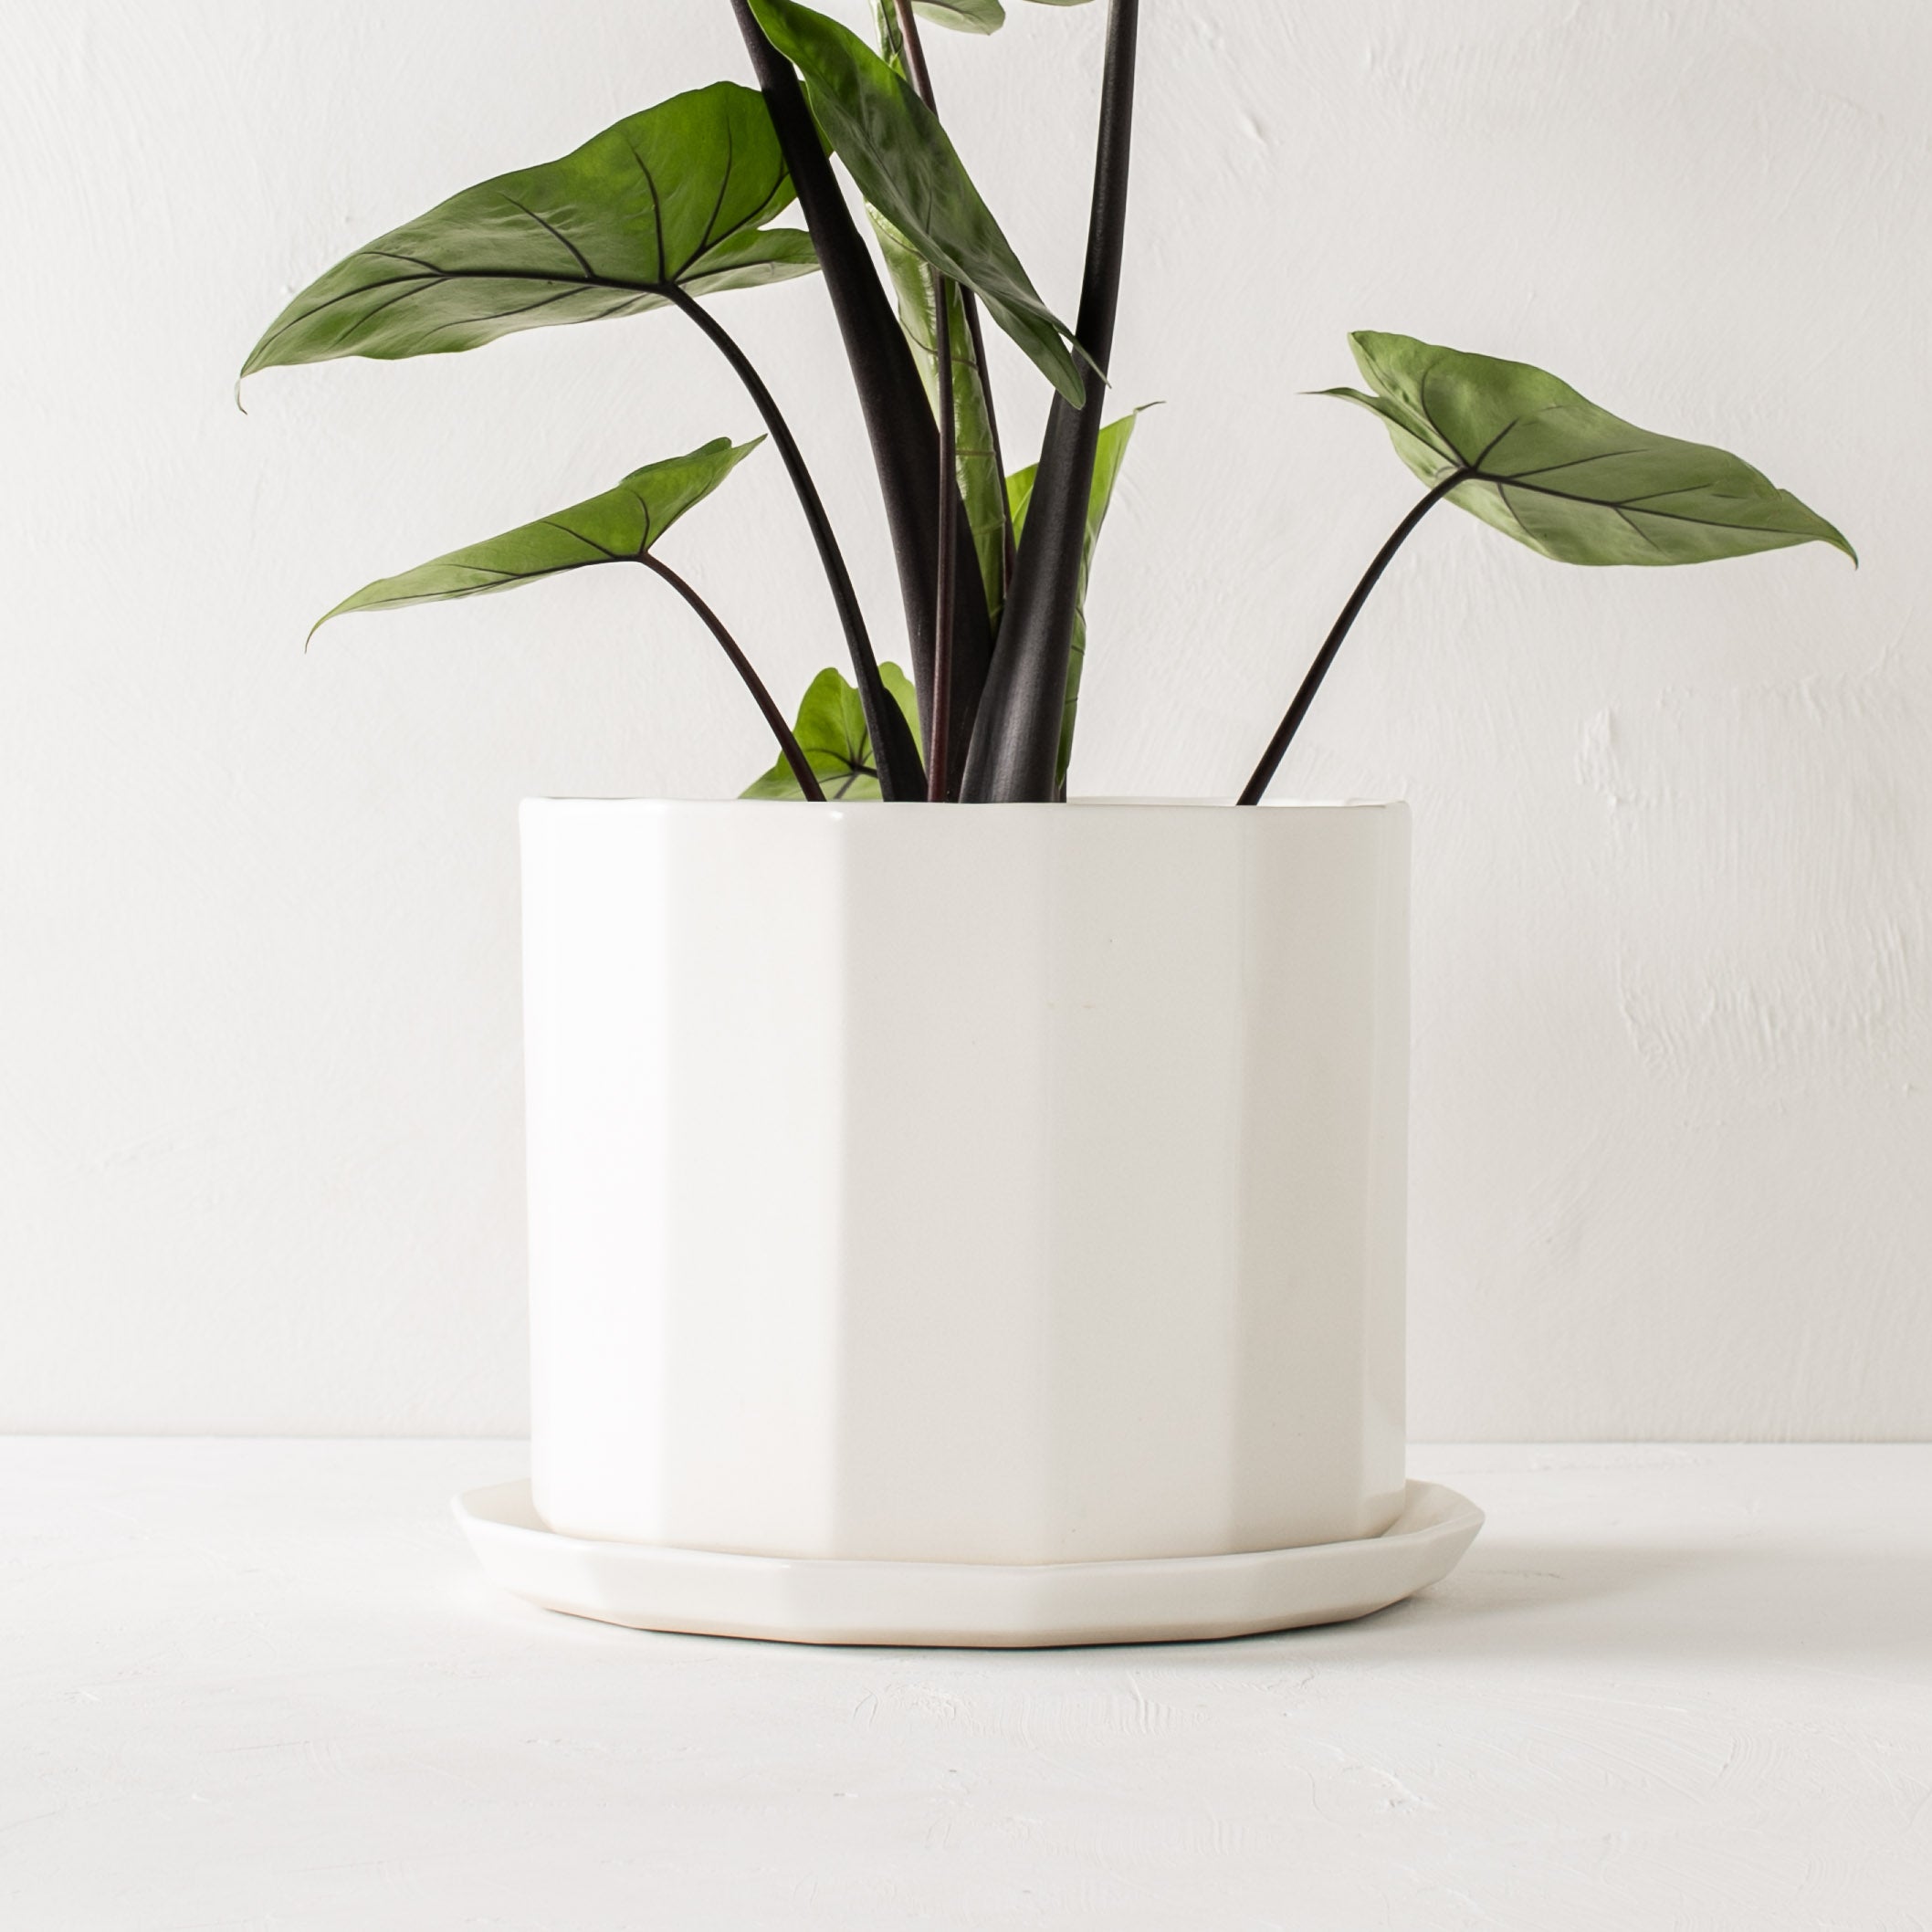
[474,798,1477,1643]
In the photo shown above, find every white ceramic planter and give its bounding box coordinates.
[520,798,1412,1591]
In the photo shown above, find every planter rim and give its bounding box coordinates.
[521,795,1405,814]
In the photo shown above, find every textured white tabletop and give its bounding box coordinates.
[4,1441,1927,1929]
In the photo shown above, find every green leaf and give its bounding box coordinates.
[742,662,922,799]
[913,0,1006,29]
[311,437,761,631]
[242,84,814,379]
[1325,331,1854,567]
[748,0,1086,406]
[871,2,1004,67]
[1006,406,1149,790]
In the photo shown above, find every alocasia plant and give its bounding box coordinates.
[244,1,1850,808]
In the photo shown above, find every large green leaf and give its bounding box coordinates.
[742,662,922,799]
[242,85,814,379]
[748,0,1085,405]
[1007,406,1147,790]
[1325,332,1854,567]
[310,437,761,631]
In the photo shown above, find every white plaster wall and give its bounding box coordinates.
[1,0,1924,1437]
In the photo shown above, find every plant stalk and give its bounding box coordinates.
[730,0,991,796]
[888,0,937,100]
[961,0,1139,803]
[961,296,1017,595]
[928,288,959,800]
[1236,469,1468,805]
[640,551,825,800]
[884,0,1014,592]
[885,4,1020,587]
[888,0,960,802]
[665,285,900,795]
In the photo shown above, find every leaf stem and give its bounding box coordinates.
[1236,469,1468,806]
[665,284,907,801]
[961,294,1017,596]
[639,551,824,801]
[889,0,960,802]
[881,0,1015,594]
[928,285,959,800]
[889,0,937,100]
[961,0,1139,803]
[730,0,988,799]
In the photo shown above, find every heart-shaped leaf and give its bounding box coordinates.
[1006,406,1148,788]
[311,437,761,631]
[1325,331,1853,567]
[742,662,922,799]
[748,0,1086,405]
[242,84,814,380]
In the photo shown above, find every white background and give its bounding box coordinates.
[2,0,1924,1438]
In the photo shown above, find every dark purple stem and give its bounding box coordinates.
[640,551,824,801]
[730,0,989,795]
[1236,470,1467,804]
[961,296,1017,597]
[664,285,897,797]
[961,0,1138,803]
[890,0,960,801]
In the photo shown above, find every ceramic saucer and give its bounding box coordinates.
[455,1477,1483,1648]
